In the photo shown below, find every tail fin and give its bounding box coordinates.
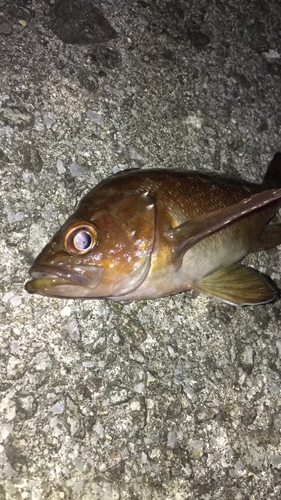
[263,152,281,188]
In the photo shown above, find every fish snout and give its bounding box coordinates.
[25,263,103,297]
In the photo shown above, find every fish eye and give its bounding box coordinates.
[64,222,97,255]
[74,231,92,250]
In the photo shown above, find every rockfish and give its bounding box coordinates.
[25,153,281,305]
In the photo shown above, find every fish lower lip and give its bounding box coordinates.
[26,264,103,289]
[25,275,71,294]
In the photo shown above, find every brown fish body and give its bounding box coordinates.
[25,154,281,305]
[96,170,278,300]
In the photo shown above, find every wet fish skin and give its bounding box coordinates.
[25,153,281,305]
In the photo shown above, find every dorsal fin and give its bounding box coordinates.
[263,152,281,188]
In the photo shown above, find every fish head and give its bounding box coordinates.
[25,189,155,299]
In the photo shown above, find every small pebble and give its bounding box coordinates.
[23,171,32,182]
[87,110,104,127]
[3,462,14,477]
[10,340,20,353]
[69,162,85,177]
[60,306,72,317]
[94,424,104,436]
[112,166,121,174]
[2,292,14,302]
[44,116,54,129]
[130,401,141,411]
[270,454,281,467]
[52,401,65,414]
[57,159,66,174]
[1,428,10,440]
[238,126,248,134]
[263,49,280,60]
[134,382,145,393]
[167,431,177,449]
[14,212,25,221]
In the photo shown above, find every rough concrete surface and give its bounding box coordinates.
[1,0,281,498]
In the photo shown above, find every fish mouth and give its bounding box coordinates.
[25,264,103,298]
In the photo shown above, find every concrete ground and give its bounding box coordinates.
[1,0,281,498]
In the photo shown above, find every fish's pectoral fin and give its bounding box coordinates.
[252,223,281,252]
[193,264,278,306]
[167,188,281,269]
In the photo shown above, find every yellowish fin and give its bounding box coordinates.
[195,264,278,306]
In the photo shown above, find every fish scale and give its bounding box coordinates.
[25,153,281,306]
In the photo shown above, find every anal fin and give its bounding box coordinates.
[194,264,278,306]
[253,223,281,252]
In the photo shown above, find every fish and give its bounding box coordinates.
[25,153,281,306]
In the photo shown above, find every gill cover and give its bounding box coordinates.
[95,191,156,297]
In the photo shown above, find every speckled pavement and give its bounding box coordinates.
[1,0,281,498]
